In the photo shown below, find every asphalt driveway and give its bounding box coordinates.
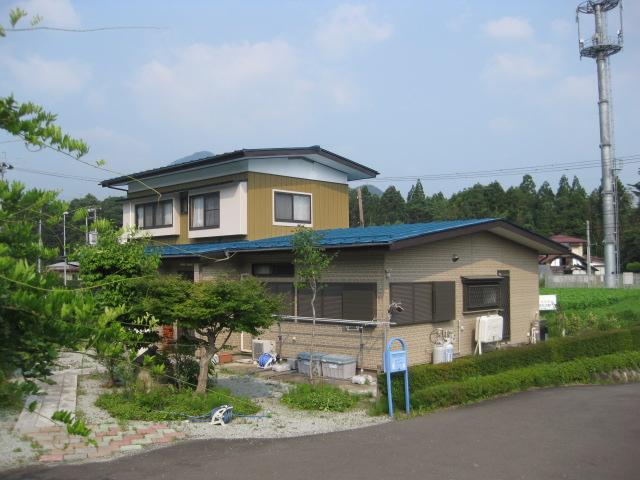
[3,383,639,480]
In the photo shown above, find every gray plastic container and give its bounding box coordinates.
[320,354,357,379]
[297,352,327,377]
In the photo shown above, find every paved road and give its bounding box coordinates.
[3,384,639,480]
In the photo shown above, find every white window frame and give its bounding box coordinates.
[272,189,313,227]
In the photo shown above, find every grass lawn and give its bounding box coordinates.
[541,288,640,335]
[96,386,259,422]
[281,384,362,412]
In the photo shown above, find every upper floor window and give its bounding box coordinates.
[136,200,173,229]
[190,192,220,229]
[274,191,311,224]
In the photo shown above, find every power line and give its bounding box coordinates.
[361,154,640,183]
[7,26,167,33]
[12,166,102,183]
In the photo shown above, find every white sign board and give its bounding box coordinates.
[539,295,557,311]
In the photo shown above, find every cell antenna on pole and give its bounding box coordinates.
[576,0,623,288]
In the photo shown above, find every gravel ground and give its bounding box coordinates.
[0,411,37,469]
[78,371,388,440]
[1,357,387,470]
[182,374,389,439]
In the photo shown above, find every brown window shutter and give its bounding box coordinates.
[414,283,433,323]
[432,281,456,322]
[265,283,295,316]
[389,283,415,325]
[342,283,377,321]
[322,284,343,319]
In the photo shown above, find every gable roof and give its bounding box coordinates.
[550,234,586,244]
[101,146,378,187]
[151,219,569,258]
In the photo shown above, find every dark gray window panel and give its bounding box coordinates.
[264,282,295,316]
[296,283,377,321]
[432,281,455,322]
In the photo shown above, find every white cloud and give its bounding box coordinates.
[484,16,533,40]
[13,0,80,28]
[484,53,551,80]
[1,55,90,95]
[129,40,357,135]
[314,4,392,60]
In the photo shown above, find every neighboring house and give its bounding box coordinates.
[46,261,80,282]
[102,147,568,368]
[538,234,601,275]
[101,146,377,243]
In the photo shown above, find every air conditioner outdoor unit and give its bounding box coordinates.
[252,339,275,360]
[475,314,503,343]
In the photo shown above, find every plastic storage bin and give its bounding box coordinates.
[297,352,327,376]
[320,354,357,379]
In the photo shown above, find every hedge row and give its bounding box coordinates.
[409,350,640,412]
[380,326,640,402]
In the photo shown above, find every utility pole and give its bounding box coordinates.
[586,220,592,287]
[356,187,365,227]
[0,160,13,180]
[576,0,624,288]
[37,212,42,273]
[63,211,68,287]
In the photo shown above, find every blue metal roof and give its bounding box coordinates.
[151,219,499,257]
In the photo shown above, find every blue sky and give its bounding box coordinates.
[1,0,639,200]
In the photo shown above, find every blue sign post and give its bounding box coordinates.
[384,337,410,417]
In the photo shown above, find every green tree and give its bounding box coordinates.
[0,182,99,400]
[73,221,160,317]
[535,181,556,236]
[505,175,537,230]
[379,186,406,224]
[427,191,450,220]
[177,278,280,393]
[406,180,429,223]
[292,227,334,380]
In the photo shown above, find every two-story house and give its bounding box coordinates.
[102,147,567,368]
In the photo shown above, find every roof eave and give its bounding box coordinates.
[100,146,378,188]
[388,219,569,255]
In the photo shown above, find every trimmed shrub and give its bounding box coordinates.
[626,262,640,273]
[409,351,640,412]
[380,326,640,405]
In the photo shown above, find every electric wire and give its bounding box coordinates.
[11,166,102,183]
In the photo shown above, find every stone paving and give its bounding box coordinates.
[13,366,186,464]
[32,423,186,463]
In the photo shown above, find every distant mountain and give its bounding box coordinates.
[360,184,383,197]
[169,151,214,166]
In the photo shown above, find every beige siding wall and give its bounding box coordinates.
[383,232,539,366]
[188,232,539,370]
[246,172,349,240]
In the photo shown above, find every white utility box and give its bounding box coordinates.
[251,339,275,360]
[475,315,504,343]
